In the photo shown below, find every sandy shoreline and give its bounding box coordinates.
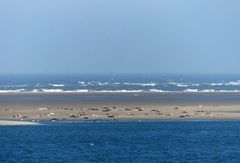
[0,120,39,126]
[1,92,240,122]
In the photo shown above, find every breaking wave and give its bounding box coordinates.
[168,82,200,87]
[123,82,157,87]
[0,89,240,94]
[1,77,240,94]
[78,81,157,87]
[0,89,25,93]
[49,83,65,87]
[207,80,240,86]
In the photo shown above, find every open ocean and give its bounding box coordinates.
[1,121,240,162]
[0,74,240,93]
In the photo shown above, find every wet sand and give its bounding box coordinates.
[1,92,240,122]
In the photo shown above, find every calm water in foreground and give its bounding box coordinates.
[1,121,240,162]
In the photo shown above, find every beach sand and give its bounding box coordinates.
[0,120,39,126]
[1,92,240,122]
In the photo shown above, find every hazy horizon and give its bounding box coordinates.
[1,0,240,74]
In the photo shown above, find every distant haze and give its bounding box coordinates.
[1,0,240,74]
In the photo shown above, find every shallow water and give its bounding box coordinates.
[1,121,240,162]
[1,92,240,106]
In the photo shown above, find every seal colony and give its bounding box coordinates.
[1,92,240,124]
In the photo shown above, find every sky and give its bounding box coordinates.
[1,0,240,74]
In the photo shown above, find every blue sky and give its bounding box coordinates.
[1,0,240,74]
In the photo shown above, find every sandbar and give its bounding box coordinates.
[1,92,240,122]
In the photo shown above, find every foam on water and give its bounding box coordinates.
[49,83,65,87]
[168,82,200,87]
[0,74,240,93]
[149,89,165,92]
[0,89,25,93]
[41,89,64,93]
[123,82,157,87]
[226,80,240,86]
[184,89,199,92]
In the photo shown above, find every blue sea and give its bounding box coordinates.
[0,74,240,93]
[1,121,240,162]
[1,74,240,162]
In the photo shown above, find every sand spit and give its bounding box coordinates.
[0,120,39,126]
